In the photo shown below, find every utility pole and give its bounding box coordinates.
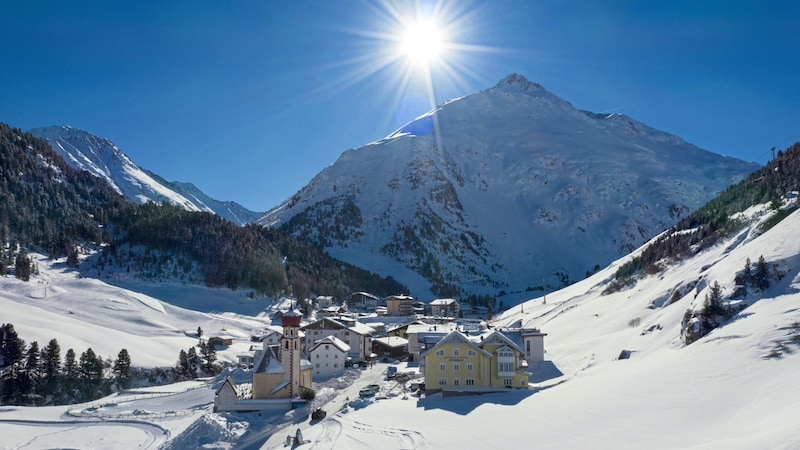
[542,279,547,304]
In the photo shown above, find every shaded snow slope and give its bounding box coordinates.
[29,126,261,225]
[0,252,276,367]
[259,74,759,298]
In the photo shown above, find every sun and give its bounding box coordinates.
[400,19,444,67]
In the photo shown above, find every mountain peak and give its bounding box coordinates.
[492,73,545,93]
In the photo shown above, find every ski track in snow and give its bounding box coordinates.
[0,418,167,449]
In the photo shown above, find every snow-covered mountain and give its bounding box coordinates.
[258,74,760,297]
[29,126,261,225]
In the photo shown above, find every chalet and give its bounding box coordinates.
[237,353,255,368]
[301,316,375,362]
[251,327,283,346]
[309,336,350,379]
[316,305,348,318]
[372,335,409,360]
[386,320,427,339]
[315,295,335,308]
[346,292,381,310]
[429,298,461,318]
[386,295,415,316]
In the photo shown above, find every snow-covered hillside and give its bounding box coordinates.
[29,126,261,225]
[259,74,759,298]
[0,252,280,368]
[1,192,797,449]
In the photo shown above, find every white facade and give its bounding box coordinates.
[429,298,461,317]
[309,336,350,379]
[302,317,375,361]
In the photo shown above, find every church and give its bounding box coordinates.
[214,309,313,412]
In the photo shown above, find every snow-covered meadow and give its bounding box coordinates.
[1,202,799,449]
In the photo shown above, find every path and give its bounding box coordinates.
[258,362,391,449]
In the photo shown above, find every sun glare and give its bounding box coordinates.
[313,1,503,133]
[401,19,444,66]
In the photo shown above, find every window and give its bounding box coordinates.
[503,378,512,386]
[466,379,475,386]
[453,378,460,386]
[453,363,460,371]
[436,349,444,356]
[334,363,338,368]
[498,349,513,358]
[468,350,477,356]
[498,362,514,372]
[467,363,473,371]
[440,363,446,371]
[316,354,319,359]
[453,348,460,356]
[439,378,447,386]
[315,363,320,368]
[334,354,338,359]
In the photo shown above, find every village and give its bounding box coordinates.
[213,293,547,414]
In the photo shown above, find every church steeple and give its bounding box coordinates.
[280,308,303,397]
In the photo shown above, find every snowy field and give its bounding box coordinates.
[1,205,799,449]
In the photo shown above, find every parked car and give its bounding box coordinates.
[359,384,381,398]
[311,408,326,421]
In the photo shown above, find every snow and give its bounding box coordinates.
[256,74,760,298]
[2,203,800,448]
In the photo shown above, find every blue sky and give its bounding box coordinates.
[2,1,798,211]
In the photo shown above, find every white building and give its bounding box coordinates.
[315,295,335,308]
[429,298,461,317]
[301,316,375,362]
[309,336,351,379]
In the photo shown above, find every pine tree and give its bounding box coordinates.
[113,349,132,390]
[755,255,770,290]
[177,349,189,379]
[78,348,103,401]
[14,249,32,281]
[24,341,40,377]
[66,247,80,267]
[187,346,198,379]
[703,281,724,318]
[1,323,26,366]
[62,348,78,398]
[41,338,61,402]
[200,341,217,374]
[20,341,41,404]
[743,257,752,281]
[1,359,24,404]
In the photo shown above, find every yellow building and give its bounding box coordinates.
[422,329,530,395]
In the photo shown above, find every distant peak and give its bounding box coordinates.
[492,73,545,93]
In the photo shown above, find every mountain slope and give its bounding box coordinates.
[258,74,760,297]
[29,126,261,225]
